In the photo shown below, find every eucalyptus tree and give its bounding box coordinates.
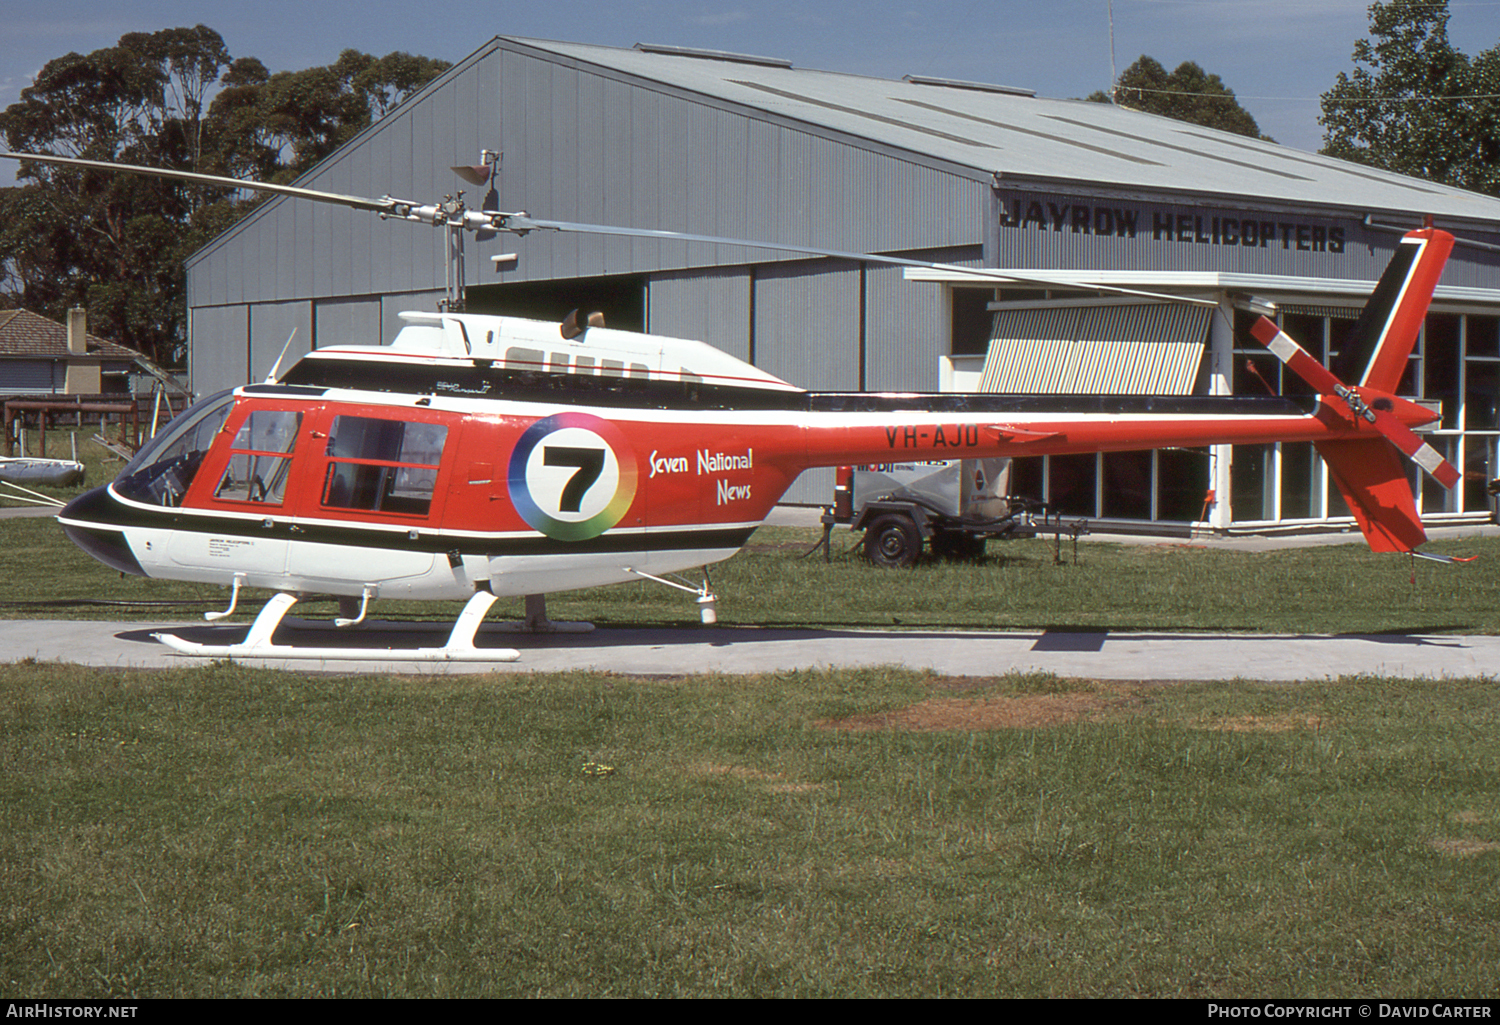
[1320,0,1500,196]
[0,26,449,367]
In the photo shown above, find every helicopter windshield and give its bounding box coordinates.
[113,390,237,507]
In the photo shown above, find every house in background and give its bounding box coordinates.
[0,307,145,396]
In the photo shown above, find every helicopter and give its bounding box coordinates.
[0,150,1464,662]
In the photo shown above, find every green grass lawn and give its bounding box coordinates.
[1,662,1496,997]
[5,510,1500,635]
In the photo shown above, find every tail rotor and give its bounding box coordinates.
[1248,227,1461,555]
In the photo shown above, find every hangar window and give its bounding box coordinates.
[950,288,996,356]
[979,300,1211,395]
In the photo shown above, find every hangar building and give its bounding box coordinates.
[185,36,1500,529]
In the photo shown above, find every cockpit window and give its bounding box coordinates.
[114,391,237,507]
[214,410,302,504]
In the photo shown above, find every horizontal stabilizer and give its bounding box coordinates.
[985,424,1062,442]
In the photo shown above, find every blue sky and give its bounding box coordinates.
[4,0,1500,188]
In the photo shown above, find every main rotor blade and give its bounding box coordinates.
[4,149,1217,307]
[0,150,400,214]
[506,215,1218,308]
[1251,316,1460,489]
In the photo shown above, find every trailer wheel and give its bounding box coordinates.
[865,513,923,568]
[932,529,985,561]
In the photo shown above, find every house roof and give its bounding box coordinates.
[0,309,142,361]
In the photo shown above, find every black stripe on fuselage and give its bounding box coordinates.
[806,392,1317,416]
[60,486,755,559]
[282,355,1316,418]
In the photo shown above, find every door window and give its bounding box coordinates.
[321,416,448,516]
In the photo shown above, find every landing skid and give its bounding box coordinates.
[153,590,521,662]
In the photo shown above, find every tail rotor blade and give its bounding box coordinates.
[1250,316,1460,489]
[1249,316,1347,401]
[1367,408,1461,489]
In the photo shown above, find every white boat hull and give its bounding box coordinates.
[0,458,84,487]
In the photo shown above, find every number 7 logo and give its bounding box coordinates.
[543,446,606,512]
[508,413,639,540]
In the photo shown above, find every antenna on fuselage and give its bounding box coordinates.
[264,328,298,383]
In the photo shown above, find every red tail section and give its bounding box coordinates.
[1315,439,1428,552]
[1256,227,1455,554]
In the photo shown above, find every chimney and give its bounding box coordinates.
[67,307,87,355]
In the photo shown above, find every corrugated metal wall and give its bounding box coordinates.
[189,305,248,395]
[753,259,860,391]
[864,249,978,392]
[648,268,752,361]
[188,43,982,306]
[314,298,383,350]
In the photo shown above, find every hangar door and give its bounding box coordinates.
[978,300,1210,395]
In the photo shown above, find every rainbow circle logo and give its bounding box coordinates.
[507,413,638,541]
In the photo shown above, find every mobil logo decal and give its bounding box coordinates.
[507,413,639,541]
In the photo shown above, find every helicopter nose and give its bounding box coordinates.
[58,486,146,577]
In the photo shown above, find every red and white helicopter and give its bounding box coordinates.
[1,151,1464,662]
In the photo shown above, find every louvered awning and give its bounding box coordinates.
[978,301,1210,394]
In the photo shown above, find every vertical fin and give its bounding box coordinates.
[1315,439,1427,552]
[1255,227,1458,555]
[1340,229,1454,392]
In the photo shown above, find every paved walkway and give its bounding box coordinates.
[3,618,1496,681]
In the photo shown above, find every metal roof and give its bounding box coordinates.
[513,36,1500,225]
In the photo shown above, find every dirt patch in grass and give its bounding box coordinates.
[1454,810,1495,825]
[1197,714,1327,733]
[817,686,1139,732]
[1429,837,1500,858]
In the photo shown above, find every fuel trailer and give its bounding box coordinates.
[831,459,1053,567]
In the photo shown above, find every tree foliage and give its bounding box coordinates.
[1088,56,1268,139]
[1320,0,1500,196]
[0,26,450,367]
